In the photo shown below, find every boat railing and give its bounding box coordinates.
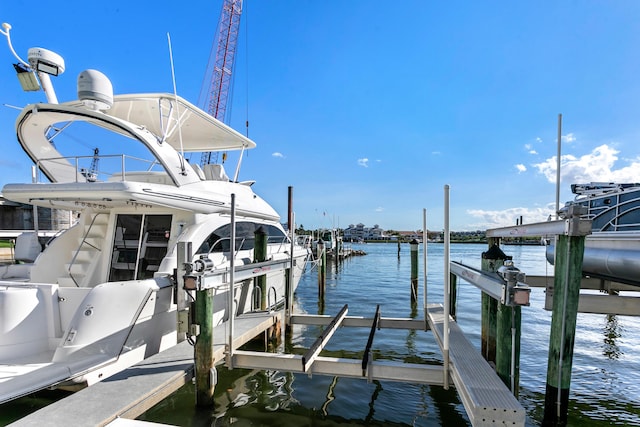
[251,285,262,310]
[271,236,290,254]
[582,199,640,232]
[267,286,277,311]
[35,154,165,183]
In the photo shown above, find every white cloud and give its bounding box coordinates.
[536,137,543,143]
[533,144,640,184]
[272,152,284,158]
[375,207,384,212]
[524,144,532,150]
[562,133,576,143]
[432,151,442,155]
[357,158,369,167]
[467,205,555,229]
[529,150,538,155]
[515,164,527,173]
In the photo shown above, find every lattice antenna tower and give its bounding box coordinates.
[200,0,243,167]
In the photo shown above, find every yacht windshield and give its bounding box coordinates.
[36,119,166,183]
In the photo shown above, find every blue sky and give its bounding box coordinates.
[1,1,640,232]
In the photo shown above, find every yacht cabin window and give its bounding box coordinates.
[195,222,287,255]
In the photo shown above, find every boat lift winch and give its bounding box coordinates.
[450,260,531,307]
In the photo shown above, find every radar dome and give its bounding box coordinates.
[78,69,113,111]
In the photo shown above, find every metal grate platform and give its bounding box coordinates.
[428,305,525,426]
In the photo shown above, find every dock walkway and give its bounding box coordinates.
[428,305,525,426]
[10,311,281,427]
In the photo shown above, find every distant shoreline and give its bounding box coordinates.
[351,240,544,246]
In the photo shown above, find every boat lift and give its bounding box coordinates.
[14,190,530,427]
[173,188,527,426]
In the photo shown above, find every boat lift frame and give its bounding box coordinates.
[450,261,531,307]
[173,189,527,425]
[231,304,446,386]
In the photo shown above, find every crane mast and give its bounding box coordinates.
[200,0,243,167]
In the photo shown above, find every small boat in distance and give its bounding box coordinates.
[0,25,309,404]
[547,182,640,286]
[311,229,340,255]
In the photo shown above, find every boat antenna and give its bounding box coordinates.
[555,113,562,219]
[1,23,28,67]
[167,32,187,175]
[1,23,63,104]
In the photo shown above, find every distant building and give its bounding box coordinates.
[343,223,387,241]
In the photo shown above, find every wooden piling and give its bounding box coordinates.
[194,288,215,406]
[285,186,294,326]
[542,234,586,426]
[480,239,509,364]
[318,240,326,301]
[254,226,267,310]
[496,299,521,397]
[410,239,419,304]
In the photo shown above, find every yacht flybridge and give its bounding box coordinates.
[0,24,309,403]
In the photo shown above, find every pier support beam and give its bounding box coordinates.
[194,288,215,406]
[254,227,267,310]
[318,240,326,302]
[496,300,521,396]
[542,234,586,426]
[410,239,419,304]
[480,240,509,364]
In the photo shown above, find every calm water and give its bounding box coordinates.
[3,243,640,426]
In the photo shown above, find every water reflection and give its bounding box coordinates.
[320,376,338,415]
[602,314,622,360]
[364,380,383,423]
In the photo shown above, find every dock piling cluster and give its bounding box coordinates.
[485,205,591,426]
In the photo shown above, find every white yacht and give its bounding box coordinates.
[0,25,309,403]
